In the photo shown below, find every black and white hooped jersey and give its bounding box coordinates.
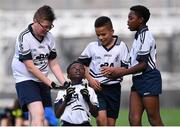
[130,26,157,76]
[54,84,98,124]
[78,36,129,85]
[11,24,57,83]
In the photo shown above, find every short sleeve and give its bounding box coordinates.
[136,33,151,63]
[88,87,99,107]
[78,44,92,66]
[18,37,32,62]
[54,90,66,104]
[120,42,129,68]
[48,35,57,60]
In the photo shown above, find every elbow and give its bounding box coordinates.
[92,111,98,118]
[55,112,60,118]
[54,109,60,118]
[26,65,35,73]
[90,106,98,117]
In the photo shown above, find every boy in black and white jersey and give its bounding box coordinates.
[54,61,98,126]
[101,5,164,126]
[78,16,129,126]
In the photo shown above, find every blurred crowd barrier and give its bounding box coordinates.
[0,8,180,108]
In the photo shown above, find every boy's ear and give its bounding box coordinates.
[67,74,70,79]
[112,29,114,34]
[140,17,144,24]
[33,18,37,23]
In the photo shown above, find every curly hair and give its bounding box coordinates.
[130,5,150,23]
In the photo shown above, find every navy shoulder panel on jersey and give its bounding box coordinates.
[78,57,92,67]
[48,51,57,60]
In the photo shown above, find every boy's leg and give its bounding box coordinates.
[97,111,116,126]
[28,101,45,126]
[107,117,116,126]
[143,96,164,126]
[105,84,121,126]
[129,91,144,126]
[96,110,107,126]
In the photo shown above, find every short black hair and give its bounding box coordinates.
[130,5,150,23]
[94,16,113,29]
[33,5,56,22]
[67,61,84,74]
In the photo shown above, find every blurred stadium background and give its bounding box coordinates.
[0,0,180,124]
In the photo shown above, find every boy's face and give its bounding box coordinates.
[68,63,85,81]
[33,19,54,37]
[127,10,143,31]
[95,25,114,47]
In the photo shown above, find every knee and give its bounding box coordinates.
[129,114,142,126]
[96,116,107,126]
[147,113,163,126]
[30,110,44,125]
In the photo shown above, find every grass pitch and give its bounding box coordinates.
[90,108,180,126]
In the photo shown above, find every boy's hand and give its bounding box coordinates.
[63,81,71,89]
[51,81,71,90]
[65,87,75,102]
[80,88,90,103]
[51,82,62,89]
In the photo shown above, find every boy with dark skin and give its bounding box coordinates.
[101,5,164,126]
[54,61,98,126]
[78,16,129,126]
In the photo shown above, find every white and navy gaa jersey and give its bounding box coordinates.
[11,24,57,83]
[54,84,98,124]
[130,26,157,76]
[78,36,129,85]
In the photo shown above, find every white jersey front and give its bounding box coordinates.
[54,84,98,124]
[11,24,57,83]
[130,26,157,76]
[78,36,129,85]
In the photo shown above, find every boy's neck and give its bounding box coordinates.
[71,80,83,85]
[105,37,116,49]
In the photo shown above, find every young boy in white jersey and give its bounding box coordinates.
[101,5,164,126]
[54,61,98,126]
[11,5,69,126]
[78,16,129,126]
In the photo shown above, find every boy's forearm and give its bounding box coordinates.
[54,101,67,118]
[88,102,98,117]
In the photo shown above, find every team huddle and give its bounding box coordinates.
[11,4,164,126]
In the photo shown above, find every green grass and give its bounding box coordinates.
[90,108,180,126]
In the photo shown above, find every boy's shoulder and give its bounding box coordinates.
[88,41,99,46]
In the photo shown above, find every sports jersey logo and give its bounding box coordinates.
[33,53,49,70]
[35,53,49,60]
[66,93,79,106]
[104,54,112,57]
[115,55,119,62]
[100,62,114,67]
[39,45,45,49]
[95,56,101,60]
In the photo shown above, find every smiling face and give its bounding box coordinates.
[127,10,144,31]
[95,25,114,47]
[67,62,85,83]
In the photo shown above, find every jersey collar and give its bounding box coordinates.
[97,35,121,46]
[135,25,149,40]
[28,24,44,43]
